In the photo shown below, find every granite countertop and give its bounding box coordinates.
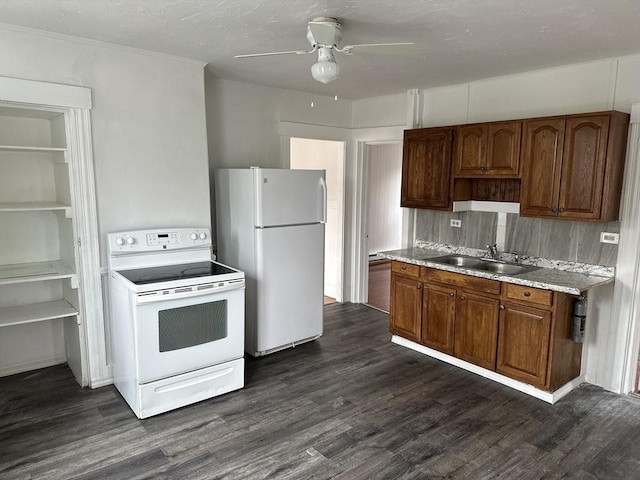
[379,244,614,296]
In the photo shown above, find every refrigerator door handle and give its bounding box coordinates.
[320,176,328,224]
[254,168,264,227]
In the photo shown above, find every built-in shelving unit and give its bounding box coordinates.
[0,75,107,388]
[0,103,83,380]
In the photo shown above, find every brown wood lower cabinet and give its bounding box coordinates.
[389,271,422,343]
[389,261,582,392]
[455,291,500,370]
[496,303,552,388]
[422,283,456,355]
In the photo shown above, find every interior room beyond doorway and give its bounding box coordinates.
[365,142,403,312]
[290,137,345,303]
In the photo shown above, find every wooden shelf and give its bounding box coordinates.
[0,201,72,217]
[0,300,78,328]
[0,144,66,152]
[0,260,76,286]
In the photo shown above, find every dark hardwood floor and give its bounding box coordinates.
[1,303,639,479]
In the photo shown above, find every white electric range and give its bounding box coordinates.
[107,227,245,419]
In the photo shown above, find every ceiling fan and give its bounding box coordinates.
[234,17,415,84]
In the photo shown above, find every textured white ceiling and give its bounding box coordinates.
[1,0,639,99]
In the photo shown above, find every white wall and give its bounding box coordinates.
[420,55,640,125]
[0,25,212,265]
[352,93,407,128]
[205,78,352,170]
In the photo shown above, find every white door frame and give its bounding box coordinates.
[352,126,407,303]
[359,140,404,304]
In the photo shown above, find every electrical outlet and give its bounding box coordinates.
[600,232,619,244]
[450,219,462,228]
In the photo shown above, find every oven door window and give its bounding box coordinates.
[158,300,227,352]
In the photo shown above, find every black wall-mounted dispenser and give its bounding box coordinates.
[571,296,587,343]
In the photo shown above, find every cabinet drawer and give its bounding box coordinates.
[420,267,500,295]
[503,283,552,307]
[392,261,420,278]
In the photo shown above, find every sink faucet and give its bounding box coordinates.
[486,243,498,259]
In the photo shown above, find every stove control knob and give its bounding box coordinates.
[126,237,136,245]
[199,232,207,240]
[115,237,125,246]
[190,233,198,240]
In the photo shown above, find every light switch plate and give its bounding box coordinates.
[450,219,462,228]
[600,232,619,244]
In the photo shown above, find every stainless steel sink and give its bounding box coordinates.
[428,254,484,268]
[478,260,538,275]
[429,254,538,275]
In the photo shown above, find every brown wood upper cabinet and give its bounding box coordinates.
[401,127,454,210]
[520,111,629,221]
[454,121,522,177]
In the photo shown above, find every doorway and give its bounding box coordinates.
[364,143,403,312]
[290,137,345,303]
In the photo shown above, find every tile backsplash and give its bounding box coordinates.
[414,209,620,267]
[415,210,497,250]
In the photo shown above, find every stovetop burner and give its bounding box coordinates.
[118,261,237,285]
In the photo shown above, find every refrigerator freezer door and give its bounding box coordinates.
[254,223,324,354]
[254,169,326,227]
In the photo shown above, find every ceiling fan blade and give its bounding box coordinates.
[308,21,338,46]
[235,50,312,58]
[339,42,416,55]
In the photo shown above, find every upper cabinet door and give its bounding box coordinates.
[520,118,565,218]
[453,124,487,176]
[486,121,522,176]
[557,115,609,220]
[401,128,453,210]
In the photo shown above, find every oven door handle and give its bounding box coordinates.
[135,280,245,305]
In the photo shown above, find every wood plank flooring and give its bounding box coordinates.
[1,303,640,479]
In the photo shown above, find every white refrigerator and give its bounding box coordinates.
[215,167,326,356]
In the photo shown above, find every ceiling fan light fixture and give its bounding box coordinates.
[311,60,339,84]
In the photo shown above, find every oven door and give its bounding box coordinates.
[133,285,244,383]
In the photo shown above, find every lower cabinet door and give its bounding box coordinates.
[389,274,422,343]
[454,291,500,369]
[422,283,456,355]
[496,303,552,388]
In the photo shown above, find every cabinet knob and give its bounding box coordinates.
[551,207,558,213]
[401,266,406,270]
[460,296,465,301]
[417,284,422,290]
[499,304,505,310]
[449,292,455,297]
[523,291,531,297]
[558,207,565,213]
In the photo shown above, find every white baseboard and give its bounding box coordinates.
[392,335,584,404]
[0,355,67,378]
[89,375,114,388]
